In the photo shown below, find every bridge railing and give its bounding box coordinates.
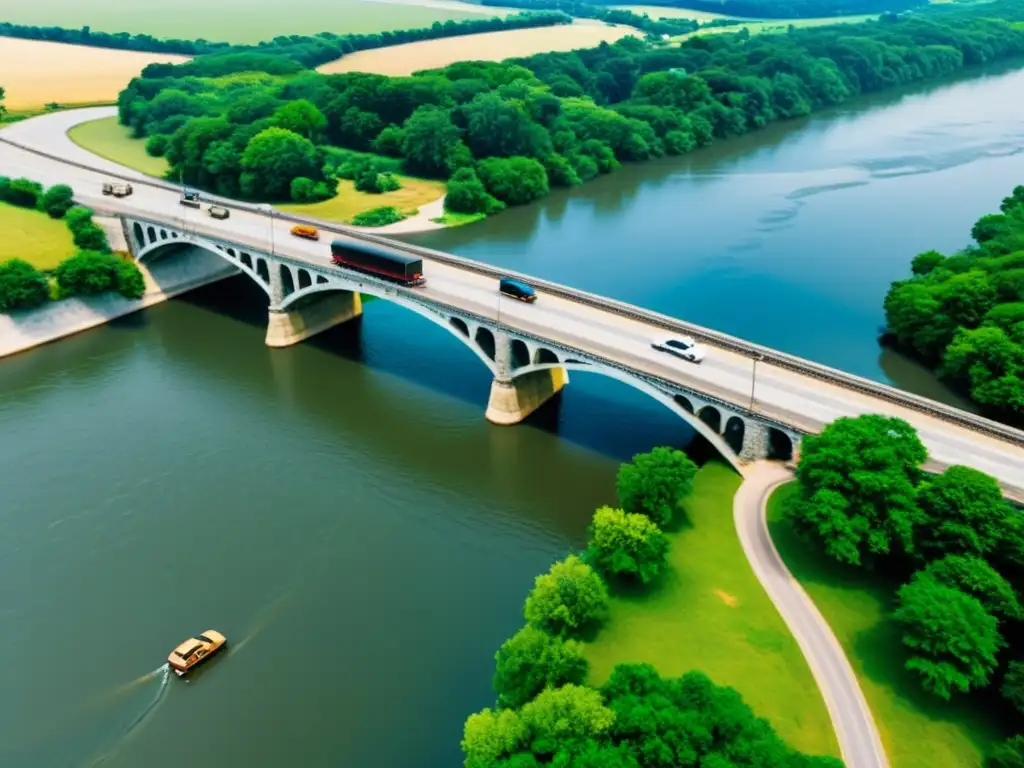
[5,134,1024,448]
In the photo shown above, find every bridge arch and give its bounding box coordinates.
[510,360,745,472]
[135,230,272,298]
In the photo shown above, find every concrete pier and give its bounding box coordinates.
[485,368,569,425]
[265,291,363,348]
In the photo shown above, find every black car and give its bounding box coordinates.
[499,277,537,303]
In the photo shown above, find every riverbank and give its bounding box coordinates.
[0,231,237,359]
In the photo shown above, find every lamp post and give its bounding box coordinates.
[749,353,764,410]
[260,203,275,255]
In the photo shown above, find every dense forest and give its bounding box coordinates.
[883,186,1024,427]
[0,12,570,68]
[483,0,925,19]
[115,0,1024,218]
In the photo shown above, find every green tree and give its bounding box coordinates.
[615,446,697,527]
[145,134,169,157]
[401,106,462,177]
[226,90,279,124]
[915,465,1018,561]
[941,326,1024,422]
[272,99,327,142]
[444,167,504,215]
[492,626,588,710]
[72,224,110,252]
[462,92,551,159]
[3,177,43,208]
[462,706,528,768]
[1001,662,1024,716]
[523,555,609,637]
[921,555,1022,620]
[787,414,927,566]
[893,574,1003,699]
[518,684,614,746]
[585,506,669,585]
[63,205,94,232]
[54,251,126,297]
[989,736,1024,768]
[40,184,74,219]
[0,258,50,312]
[239,127,319,200]
[476,157,549,206]
[0,85,6,119]
[114,259,145,299]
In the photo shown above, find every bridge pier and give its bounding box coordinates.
[739,419,770,462]
[485,331,568,425]
[265,291,363,348]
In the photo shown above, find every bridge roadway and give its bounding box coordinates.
[1,111,1023,502]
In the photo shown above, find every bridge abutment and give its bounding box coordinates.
[266,291,363,348]
[738,419,770,462]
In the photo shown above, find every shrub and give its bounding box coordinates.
[145,134,169,157]
[477,156,549,206]
[444,167,504,216]
[2,177,44,208]
[64,206,95,233]
[523,555,608,637]
[54,251,139,298]
[371,125,405,157]
[585,506,670,585]
[72,224,110,252]
[376,173,401,193]
[616,447,698,527]
[350,206,403,227]
[114,259,146,299]
[40,184,74,219]
[290,176,315,202]
[0,258,50,312]
[492,626,588,710]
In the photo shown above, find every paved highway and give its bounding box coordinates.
[2,108,1024,501]
[736,464,889,768]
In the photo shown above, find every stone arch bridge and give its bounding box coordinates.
[127,216,802,472]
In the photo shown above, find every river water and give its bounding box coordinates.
[2,64,1023,768]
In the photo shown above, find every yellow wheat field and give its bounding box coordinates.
[0,37,190,111]
[318,21,639,76]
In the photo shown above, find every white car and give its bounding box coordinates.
[651,336,707,364]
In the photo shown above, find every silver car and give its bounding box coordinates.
[651,336,707,364]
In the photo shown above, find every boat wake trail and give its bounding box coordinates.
[85,665,171,767]
[231,592,290,655]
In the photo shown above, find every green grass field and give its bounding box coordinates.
[0,202,76,270]
[0,0,500,43]
[583,462,840,759]
[669,12,877,41]
[766,483,1007,768]
[67,117,170,178]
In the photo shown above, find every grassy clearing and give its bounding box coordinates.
[0,202,76,270]
[318,21,638,75]
[431,211,486,227]
[611,4,737,20]
[583,462,839,759]
[67,117,170,178]
[279,177,445,224]
[766,483,1007,768]
[0,0,498,43]
[669,13,877,41]
[0,38,189,111]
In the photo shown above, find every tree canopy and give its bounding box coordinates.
[615,447,697,527]
[585,506,670,585]
[786,414,927,566]
[492,627,589,710]
[884,184,1024,425]
[523,555,609,637]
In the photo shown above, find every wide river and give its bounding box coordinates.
[2,64,1023,767]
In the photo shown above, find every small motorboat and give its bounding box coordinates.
[168,630,227,676]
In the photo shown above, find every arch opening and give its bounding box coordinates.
[256,258,270,284]
[474,327,496,361]
[159,229,168,241]
[279,265,295,297]
[240,253,253,269]
[768,428,794,461]
[724,416,746,455]
[534,347,559,365]
[511,339,531,369]
[146,226,156,243]
[450,317,469,337]
[673,394,694,413]
[132,222,144,251]
[227,247,236,258]
[298,269,312,290]
[698,405,722,434]
[316,275,328,284]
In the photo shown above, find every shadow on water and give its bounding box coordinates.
[171,275,705,470]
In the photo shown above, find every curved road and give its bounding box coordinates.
[735,463,888,768]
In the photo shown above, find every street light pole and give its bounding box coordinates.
[749,353,763,410]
